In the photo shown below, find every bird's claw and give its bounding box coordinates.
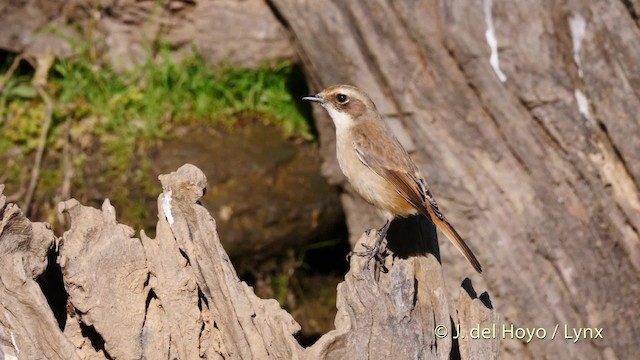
[347,241,389,270]
[347,221,391,271]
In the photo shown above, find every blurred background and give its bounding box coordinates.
[1,0,639,358]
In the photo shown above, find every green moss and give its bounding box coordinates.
[52,50,312,140]
[2,50,312,159]
[0,49,313,228]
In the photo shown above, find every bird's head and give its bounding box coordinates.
[303,85,378,131]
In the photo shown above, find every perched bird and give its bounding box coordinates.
[303,85,482,273]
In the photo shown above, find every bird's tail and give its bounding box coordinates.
[425,206,483,273]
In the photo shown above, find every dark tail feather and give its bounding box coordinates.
[425,207,483,273]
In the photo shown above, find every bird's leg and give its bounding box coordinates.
[347,219,391,269]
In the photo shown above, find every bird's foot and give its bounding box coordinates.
[347,224,390,271]
[347,244,387,267]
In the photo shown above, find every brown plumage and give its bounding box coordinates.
[303,85,482,273]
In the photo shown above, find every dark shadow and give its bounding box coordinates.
[235,217,350,349]
[285,64,320,139]
[479,292,494,310]
[288,224,351,348]
[449,316,461,360]
[197,286,210,311]
[295,332,323,349]
[79,322,112,359]
[461,278,494,310]
[145,288,158,310]
[621,0,640,21]
[461,278,477,299]
[385,215,441,264]
[0,49,35,84]
[36,249,68,330]
[301,223,351,275]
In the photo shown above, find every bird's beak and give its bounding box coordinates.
[302,95,325,104]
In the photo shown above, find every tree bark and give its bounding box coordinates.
[268,0,640,359]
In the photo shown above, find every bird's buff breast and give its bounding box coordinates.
[336,137,417,217]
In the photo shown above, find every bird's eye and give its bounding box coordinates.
[336,94,348,104]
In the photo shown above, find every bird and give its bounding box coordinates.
[303,85,482,273]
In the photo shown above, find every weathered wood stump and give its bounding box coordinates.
[0,165,497,359]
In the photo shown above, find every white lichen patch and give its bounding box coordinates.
[162,190,174,225]
[483,0,507,82]
[569,14,587,78]
[574,89,595,126]
[11,331,19,355]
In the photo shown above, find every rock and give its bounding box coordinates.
[188,0,295,68]
[0,1,76,59]
[0,0,295,71]
[151,123,344,259]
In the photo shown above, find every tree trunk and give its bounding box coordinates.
[268,0,640,359]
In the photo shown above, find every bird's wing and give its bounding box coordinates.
[351,131,427,214]
[352,127,483,273]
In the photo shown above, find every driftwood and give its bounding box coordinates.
[0,165,497,359]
